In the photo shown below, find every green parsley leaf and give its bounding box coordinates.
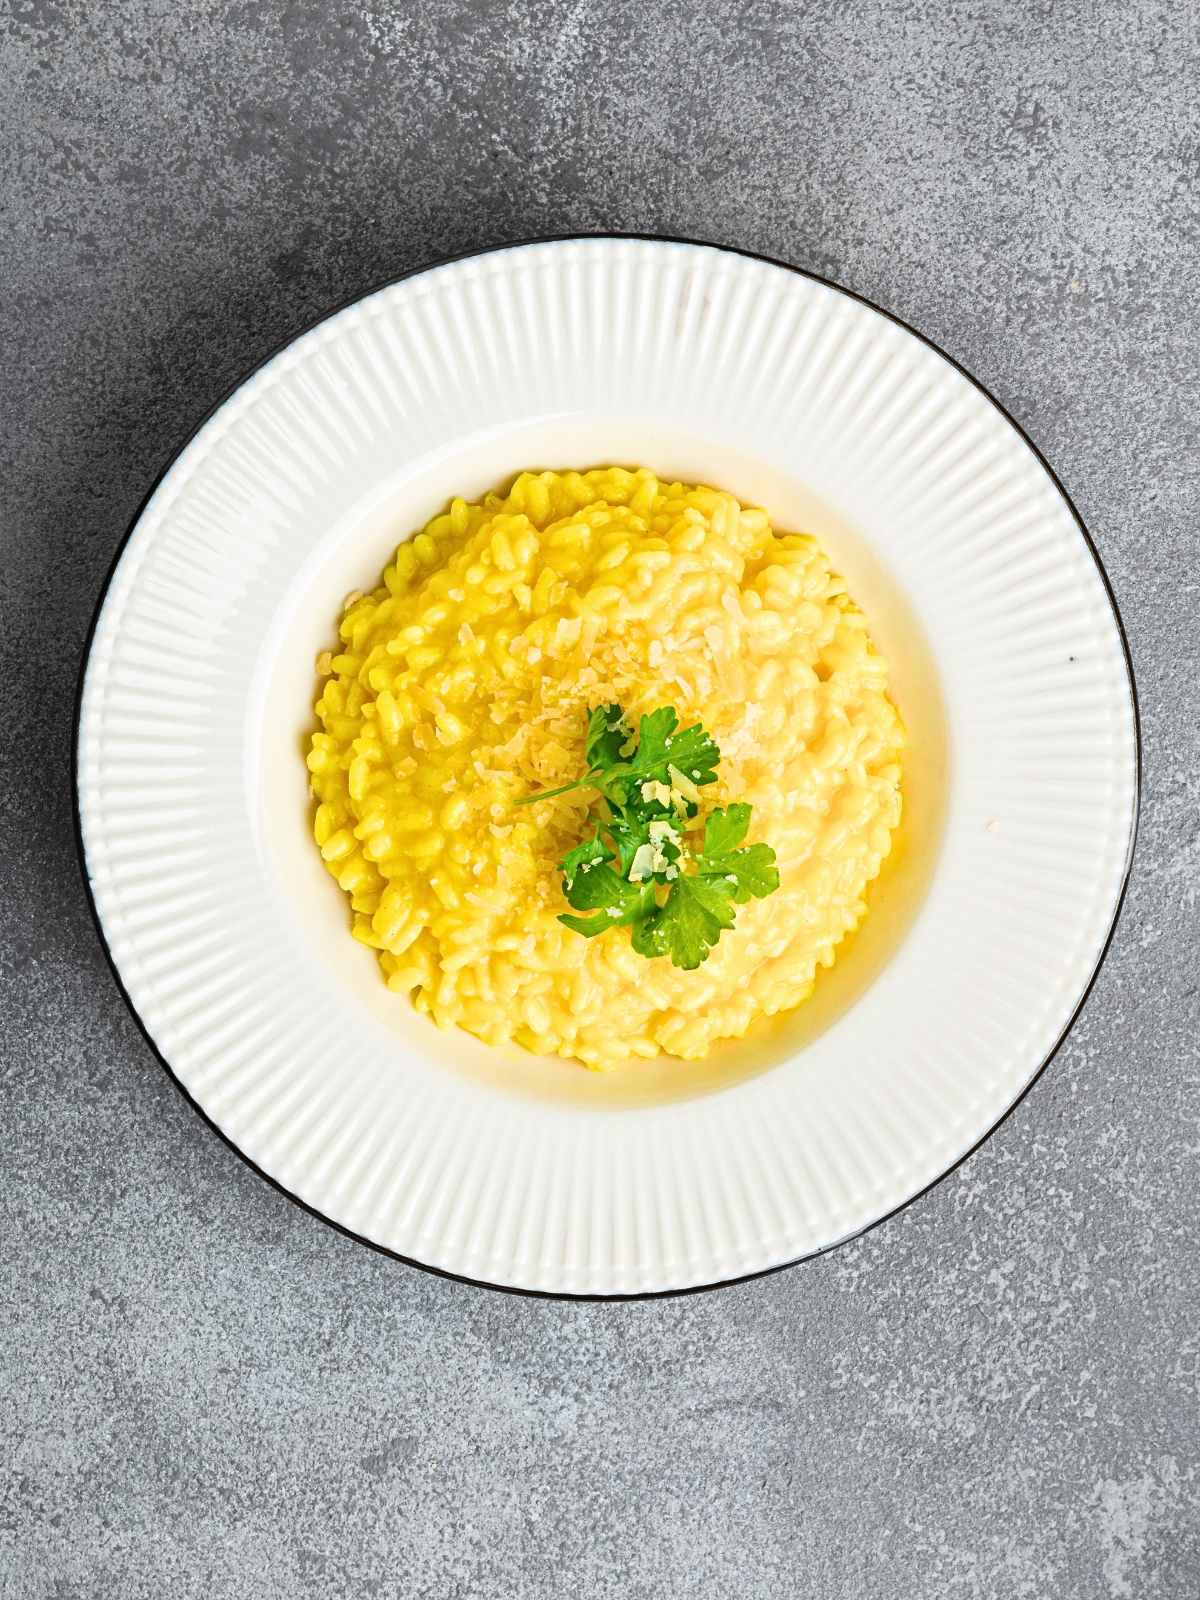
[559,833,611,890]
[695,803,781,904]
[598,811,653,876]
[697,801,751,856]
[627,706,678,772]
[704,844,780,908]
[627,709,721,792]
[557,858,657,938]
[703,843,780,904]
[584,703,630,771]
[636,872,737,970]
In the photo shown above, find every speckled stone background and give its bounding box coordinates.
[3,1,1198,1595]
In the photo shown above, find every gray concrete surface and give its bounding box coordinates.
[2,1,1198,1594]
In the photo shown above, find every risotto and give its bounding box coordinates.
[307,468,904,1070]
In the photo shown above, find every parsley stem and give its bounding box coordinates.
[513,775,597,806]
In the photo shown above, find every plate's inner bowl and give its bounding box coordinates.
[252,417,948,1109]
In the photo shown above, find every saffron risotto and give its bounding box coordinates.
[307,468,904,1070]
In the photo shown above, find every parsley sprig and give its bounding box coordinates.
[518,704,780,969]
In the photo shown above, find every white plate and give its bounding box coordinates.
[76,238,1137,1295]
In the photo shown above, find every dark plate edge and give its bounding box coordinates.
[71,231,1142,1302]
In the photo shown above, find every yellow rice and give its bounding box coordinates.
[307,468,904,1070]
